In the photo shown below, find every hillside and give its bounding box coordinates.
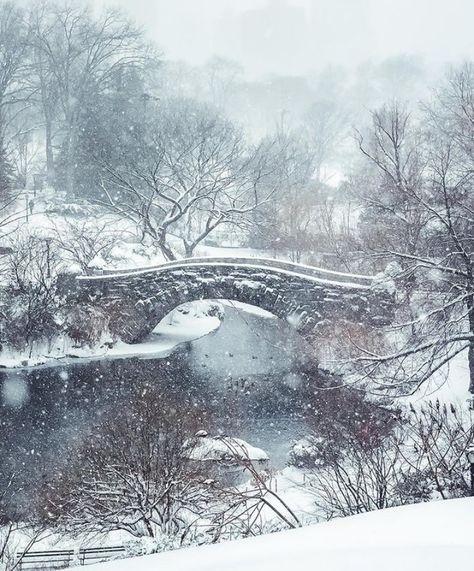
[77,498,474,571]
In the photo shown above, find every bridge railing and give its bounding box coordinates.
[81,256,374,287]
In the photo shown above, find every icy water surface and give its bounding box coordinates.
[0,303,314,508]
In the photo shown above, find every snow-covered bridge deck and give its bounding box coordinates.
[78,257,392,343]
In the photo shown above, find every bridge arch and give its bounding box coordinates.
[77,258,393,344]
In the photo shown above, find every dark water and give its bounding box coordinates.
[0,304,315,511]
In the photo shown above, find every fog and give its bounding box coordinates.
[104,0,474,77]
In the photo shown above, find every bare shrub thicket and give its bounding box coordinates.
[0,234,63,352]
[297,359,398,450]
[201,439,301,541]
[48,218,121,273]
[404,401,474,499]
[292,401,473,519]
[39,384,212,540]
[0,473,45,571]
[64,304,110,348]
[37,382,303,546]
[0,523,40,571]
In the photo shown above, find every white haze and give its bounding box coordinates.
[101,0,474,78]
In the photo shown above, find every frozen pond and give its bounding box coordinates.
[0,302,315,511]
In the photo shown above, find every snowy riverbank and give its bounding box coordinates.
[0,300,224,371]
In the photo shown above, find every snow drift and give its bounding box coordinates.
[74,498,474,571]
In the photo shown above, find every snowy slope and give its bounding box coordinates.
[76,498,474,571]
[405,349,471,406]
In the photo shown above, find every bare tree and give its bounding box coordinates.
[29,2,145,197]
[6,111,43,189]
[249,130,318,262]
[303,98,346,184]
[346,93,474,396]
[99,98,278,260]
[0,2,30,196]
[27,1,60,187]
[315,198,361,271]
[354,102,429,261]
[201,57,243,110]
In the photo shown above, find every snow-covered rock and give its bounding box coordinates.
[183,435,270,486]
[372,262,401,295]
[184,435,269,463]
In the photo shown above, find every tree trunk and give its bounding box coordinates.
[183,241,195,258]
[467,293,474,394]
[64,110,78,198]
[65,127,77,198]
[157,229,177,261]
[144,518,154,538]
[45,114,55,188]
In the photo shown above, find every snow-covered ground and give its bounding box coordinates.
[6,191,359,272]
[73,498,474,571]
[405,349,471,407]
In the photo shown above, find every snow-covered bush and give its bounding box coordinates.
[292,401,474,520]
[38,383,213,540]
[0,235,64,353]
[0,231,112,353]
[44,196,99,218]
[48,217,121,273]
[64,304,110,347]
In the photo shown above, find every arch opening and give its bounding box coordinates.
[145,298,310,370]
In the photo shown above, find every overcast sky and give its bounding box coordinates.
[103,0,474,77]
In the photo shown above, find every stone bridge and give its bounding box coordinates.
[77,257,394,344]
